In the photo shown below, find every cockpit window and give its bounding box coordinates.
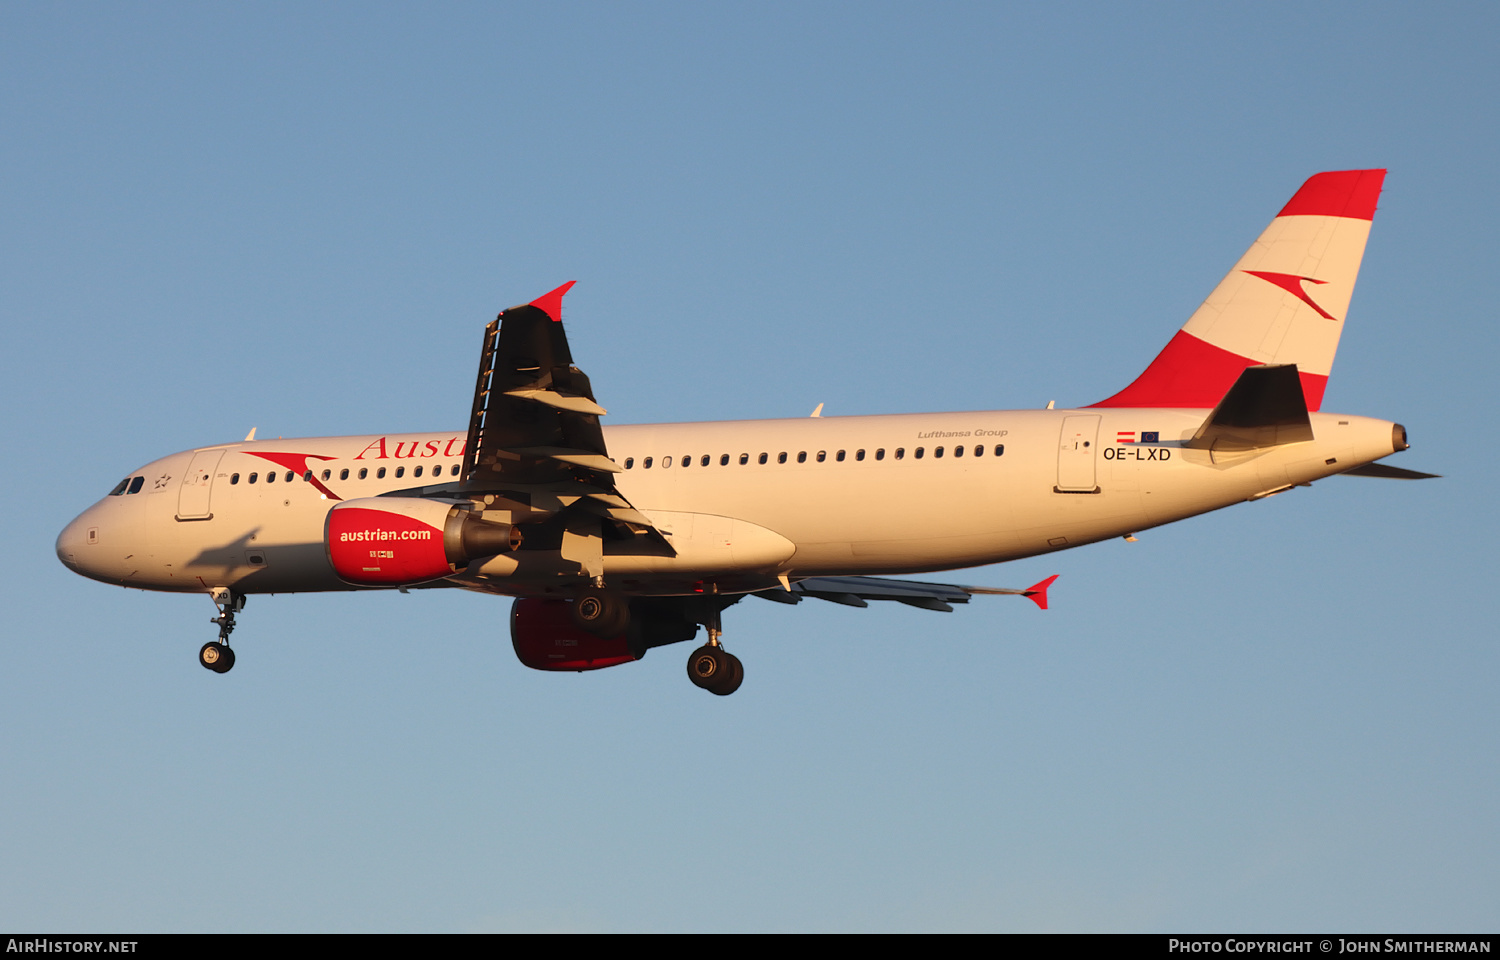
[109,479,130,496]
[127,476,145,494]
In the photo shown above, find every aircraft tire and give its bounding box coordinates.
[199,642,231,673]
[687,645,729,690]
[570,588,630,637]
[709,653,743,696]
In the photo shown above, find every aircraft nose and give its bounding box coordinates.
[56,511,94,573]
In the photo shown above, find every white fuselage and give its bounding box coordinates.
[56,407,1402,598]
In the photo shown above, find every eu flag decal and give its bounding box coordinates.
[1141,431,1159,443]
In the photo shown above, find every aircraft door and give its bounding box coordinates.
[177,450,224,520]
[1056,415,1101,493]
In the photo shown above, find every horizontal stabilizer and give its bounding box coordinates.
[1186,364,1313,452]
[1340,462,1441,480]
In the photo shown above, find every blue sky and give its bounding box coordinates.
[2,3,1496,931]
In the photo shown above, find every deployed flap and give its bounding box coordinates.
[1186,363,1313,451]
[460,283,673,555]
[754,575,1058,613]
[462,282,612,488]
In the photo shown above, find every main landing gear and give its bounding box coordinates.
[569,584,630,637]
[201,588,244,674]
[686,589,743,696]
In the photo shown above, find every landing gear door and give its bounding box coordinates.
[177,450,224,520]
[1056,415,1101,493]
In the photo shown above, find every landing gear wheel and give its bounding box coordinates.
[687,645,726,689]
[199,642,234,673]
[570,587,630,637]
[687,645,743,695]
[711,652,743,696]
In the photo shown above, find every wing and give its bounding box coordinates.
[752,574,1059,612]
[459,283,673,572]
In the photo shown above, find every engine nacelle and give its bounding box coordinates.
[511,598,639,671]
[326,497,521,586]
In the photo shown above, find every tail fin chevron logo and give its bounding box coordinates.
[1243,270,1338,320]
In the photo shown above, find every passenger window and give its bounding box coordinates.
[777,452,787,464]
[625,458,634,469]
[935,446,944,458]
[358,468,368,480]
[954,445,964,458]
[855,449,865,461]
[662,456,672,469]
[915,447,925,459]
[285,471,294,482]
[413,466,423,478]
[836,450,846,462]
[377,467,386,479]
[322,469,332,480]
[875,448,885,461]
[758,453,768,464]
[230,473,240,485]
[974,445,983,457]
[451,464,461,476]
[796,451,806,463]
[995,444,1005,456]
[249,472,259,484]
[683,455,691,468]
[644,457,653,469]
[395,466,405,479]
[340,468,350,479]
[739,453,749,465]
[303,470,313,481]
[895,448,905,459]
[266,471,276,484]
[816,450,826,462]
[701,455,710,467]
[109,479,129,496]
[720,454,730,466]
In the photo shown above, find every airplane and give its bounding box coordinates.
[55,168,1435,696]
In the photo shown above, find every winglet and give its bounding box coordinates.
[1023,575,1059,610]
[528,281,577,322]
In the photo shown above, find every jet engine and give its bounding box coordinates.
[510,597,639,671]
[326,497,521,586]
[510,596,703,671]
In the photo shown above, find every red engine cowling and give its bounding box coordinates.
[325,497,520,586]
[511,598,639,671]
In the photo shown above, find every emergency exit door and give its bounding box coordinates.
[1056,415,1101,493]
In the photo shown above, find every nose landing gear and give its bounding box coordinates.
[199,641,235,673]
[201,588,244,674]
